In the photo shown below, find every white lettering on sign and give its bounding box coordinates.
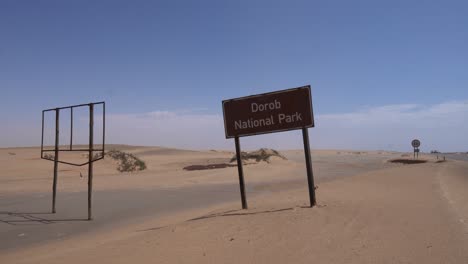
[234,112,303,130]
[235,115,275,130]
[251,100,281,113]
[222,85,313,138]
[278,112,302,123]
[233,99,305,130]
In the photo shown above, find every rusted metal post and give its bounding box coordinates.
[302,127,316,207]
[235,137,248,209]
[41,111,45,157]
[88,104,94,220]
[70,107,73,150]
[52,109,60,213]
[102,102,106,153]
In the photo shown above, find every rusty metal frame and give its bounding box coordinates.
[40,101,105,220]
[41,102,105,166]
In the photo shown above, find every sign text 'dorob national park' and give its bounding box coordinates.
[222,85,314,138]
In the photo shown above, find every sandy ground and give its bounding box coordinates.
[1,146,467,263]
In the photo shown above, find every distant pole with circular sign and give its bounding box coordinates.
[412,139,421,159]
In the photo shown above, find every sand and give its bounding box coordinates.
[1,146,467,263]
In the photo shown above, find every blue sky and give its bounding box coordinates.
[1,0,467,151]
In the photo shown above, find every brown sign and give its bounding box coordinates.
[222,85,314,138]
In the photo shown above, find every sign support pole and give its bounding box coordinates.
[52,108,60,213]
[88,104,94,220]
[70,108,73,150]
[234,136,248,209]
[302,127,317,207]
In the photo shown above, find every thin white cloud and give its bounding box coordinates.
[314,101,468,151]
[145,111,177,119]
[101,101,468,151]
[2,101,467,152]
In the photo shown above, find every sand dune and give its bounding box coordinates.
[1,146,467,263]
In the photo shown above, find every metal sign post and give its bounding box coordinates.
[234,137,248,209]
[223,85,316,208]
[88,104,94,220]
[412,139,421,160]
[302,128,317,206]
[41,102,105,220]
[52,109,59,213]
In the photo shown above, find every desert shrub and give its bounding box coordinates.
[43,153,55,160]
[106,150,147,172]
[93,153,103,160]
[230,148,287,163]
[84,152,104,160]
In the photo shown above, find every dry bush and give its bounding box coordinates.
[230,148,287,163]
[106,150,147,172]
[43,153,55,160]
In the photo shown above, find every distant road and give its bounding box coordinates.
[432,153,468,162]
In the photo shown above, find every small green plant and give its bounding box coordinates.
[106,150,147,172]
